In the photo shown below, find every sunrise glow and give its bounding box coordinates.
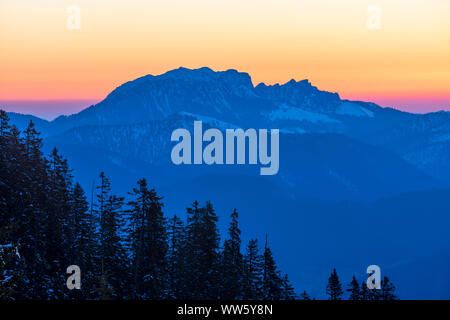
[1,0,449,116]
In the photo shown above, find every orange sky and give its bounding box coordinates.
[0,0,449,113]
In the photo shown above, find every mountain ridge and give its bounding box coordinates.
[4,66,450,186]
[2,67,418,130]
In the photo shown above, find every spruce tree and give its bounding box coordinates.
[368,283,382,300]
[45,148,73,298]
[96,260,114,300]
[185,201,221,299]
[326,268,343,300]
[202,201,221,299]
[167,215,186,299]
[127,178,167,299]
[380,276,397,300]
[359,280,370,300]
[21,121,49,298]
[347,275,361,300]
[95,172,128,299]
[0,110,10,138]
[184,201,203,298]
[242,239,263,299]
[221,209,243,299]
[0,116,31,298]
[280,274,297,300]
[0,112,15,298]
[299,290,312,300]
[262,236,283,300]
[70,182,98,299]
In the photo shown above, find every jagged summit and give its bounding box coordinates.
[122,67,325,93]
[17,66,388,137]
[158,67,255,89]
[161,66,217,81]
[113,67,326,106]
[257,78,312,88]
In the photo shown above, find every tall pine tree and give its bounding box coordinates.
[242,239,263,300]
[347,275,361,300]
[326,268,343,300]
[69,182,98,299]
[95,172,128,299]
[262,235,283,300]
[166,215,186,299]
[221,209,243,299]
[380,276,397,300]
[185,201,221,299]
[127,178,167,299]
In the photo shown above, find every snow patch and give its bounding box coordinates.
[178,112,239,130]
[280,127,306,134]
[336,102,374,118]
[265,104,340,124]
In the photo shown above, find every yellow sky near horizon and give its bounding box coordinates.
[0,0,449,106]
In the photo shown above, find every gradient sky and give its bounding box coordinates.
[1,0,449,119]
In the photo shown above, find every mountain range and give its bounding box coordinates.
[4,67,450,299]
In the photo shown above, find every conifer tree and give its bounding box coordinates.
[202,201,221,299]
[262,236,283,300]
[21,121,49,298]
[45,148,73,298]
[70,182,98,298]
[0,112,12,297]
[95,172,128,299]
[299,290,311,300]
[326,268,343,300]
[371,289,382,300]
[185,201,221,299]
[0,115,28,299]
[281,274,297,300]
[347,275,361,300]
[380,276,397,300]
[242,239,263,300]
[96,260,114,300]
[127,178,167,299]
[359,280,370,300]
[167,215,186,299]
[221,209,243,299]
[184,201,203,298]
[0,110,10,138]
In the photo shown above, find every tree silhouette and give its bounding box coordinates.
[299,290,312,300]
[347,275,360,300]
[326,268,343,300]
[380,276,397,300]
[221,209,243,299]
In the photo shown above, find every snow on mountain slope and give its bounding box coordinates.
[178,112,239,130]
[336,102,374,117]
[264,104,340,123]
[362,111,450,182]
